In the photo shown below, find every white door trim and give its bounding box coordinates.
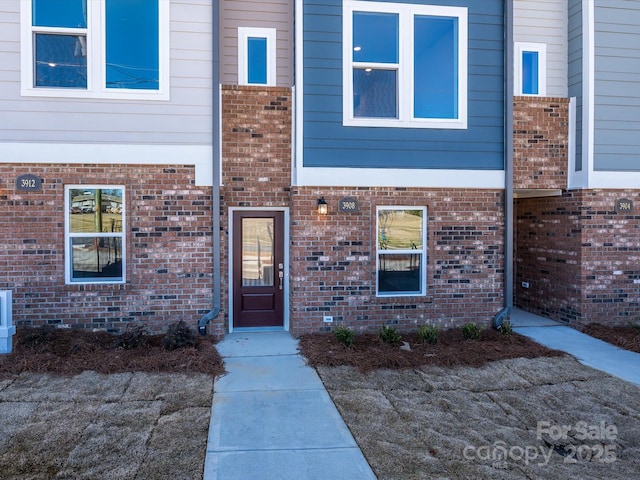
[228,206,290,332]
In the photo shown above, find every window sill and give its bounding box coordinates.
[21,87,170,102]
[343,117,467,130]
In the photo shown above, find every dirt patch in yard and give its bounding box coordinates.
[319,357,640,479]
[0,371,214,480]
[0,326,222,479]
[299,329,565,372]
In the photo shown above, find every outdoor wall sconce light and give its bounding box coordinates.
[317,197,328,215]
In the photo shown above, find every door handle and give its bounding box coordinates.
[278,270,284,290]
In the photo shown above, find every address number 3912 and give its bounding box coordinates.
[16,174,42,191]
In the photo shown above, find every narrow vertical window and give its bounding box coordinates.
[377,207,427,296]
[105,0,159,90]
[521,51,539,95]
[247,37,268,84]
[66,186,126,283]
[414,15,458,119]
[514,43,546,96]
[238,27,276,86]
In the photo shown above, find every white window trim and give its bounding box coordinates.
[376,206,427,297]
[343,1,467,129]
[514,42,547,97]
[64,185,126,284]
[20,0,170,100]
[238,27,277,86]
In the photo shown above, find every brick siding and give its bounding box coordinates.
[219,85,293,332]
[513,97,569,190]
[0,164,219,334]
[220,86,505,334]
[516,190,640,326]
[289,187,505,335]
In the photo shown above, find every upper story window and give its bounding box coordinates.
[377,207,427,297]
[21,0,169,100]
[238,27,276,86]
[65,186,126,284]
[343,1,468,129]
[514,42,546,96]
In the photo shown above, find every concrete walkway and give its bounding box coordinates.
[511,307,640,386]
[203,331,377,480]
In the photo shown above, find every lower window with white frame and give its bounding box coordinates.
[65,186,125,283]
[376,206,426,296]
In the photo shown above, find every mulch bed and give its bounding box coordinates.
[299,328,566,372]
[4,322,637,379]
[0,327,225,379]
[581,323,640,354]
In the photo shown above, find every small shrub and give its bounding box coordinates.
[418,324,439,344]
[334,326,355,347]
[499,320,513,336]
[162,320,198,350]
[116,323,148,350]
[378,325,403,345]
[461,322,480,340]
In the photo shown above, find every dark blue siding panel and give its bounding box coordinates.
[302,0,505,170]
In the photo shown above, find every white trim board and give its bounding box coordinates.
[0,142,213,186]
[296,167,505,189]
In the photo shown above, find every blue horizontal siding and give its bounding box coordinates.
[302,0,505,170]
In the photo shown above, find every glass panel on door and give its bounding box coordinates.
[241,217,275,287]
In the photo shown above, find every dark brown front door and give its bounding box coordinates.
[233,211,285,328]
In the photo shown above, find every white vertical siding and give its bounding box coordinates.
[220,0,293,86]
[514,0,568,97]
[0,0,213,145]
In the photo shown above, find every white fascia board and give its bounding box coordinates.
[296,167,505,189]
[0,142,213,186]
[589,172,640,189]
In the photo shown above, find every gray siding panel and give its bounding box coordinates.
[302,0,505,171]
[568,0,583,171]
[0,0,213,146]
[514,0,567,97]
[220,0,293,86]
[594,0,640,171]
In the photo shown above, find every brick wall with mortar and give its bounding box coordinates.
[219,85,293,331]
[513,97,569,190]
[515,193,582,323]
[220,85,505,334]
[516,190,640,326]
[289,187,505,335]
[0,164,219,334]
